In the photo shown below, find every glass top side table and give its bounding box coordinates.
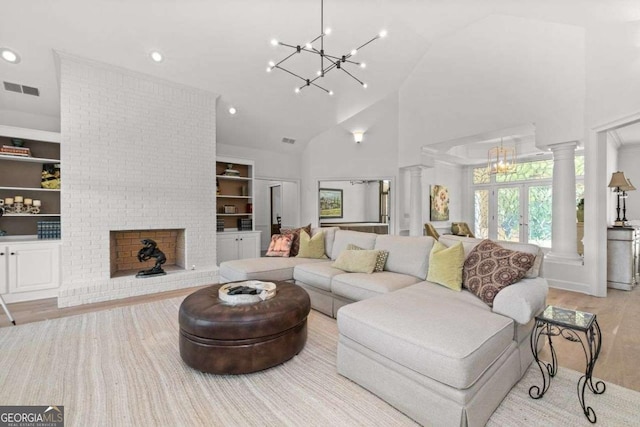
[529,305,606,423]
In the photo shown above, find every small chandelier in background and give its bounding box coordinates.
[487,138,517,174]
[266,0,387,95]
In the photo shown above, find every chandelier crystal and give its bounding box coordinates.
[266,0,386,95]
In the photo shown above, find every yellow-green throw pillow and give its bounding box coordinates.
[346,243,388,272]
[297,230,327,259]
[426,241,465,291]
[332,249,378,274]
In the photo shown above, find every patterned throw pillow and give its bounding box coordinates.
[265,234,294,257]
[280,224,312,257]
[346,243,389,272]
[463,239,535,306]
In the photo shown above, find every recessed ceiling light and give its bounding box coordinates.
[150,51,163,62]
[0,48,21,64]
[228,107,237,115]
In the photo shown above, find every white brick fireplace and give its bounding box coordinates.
[57,53,219,307]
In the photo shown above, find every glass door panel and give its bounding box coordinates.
[474,189,489,239]
[528,185,552,247]
[497,187,520,242]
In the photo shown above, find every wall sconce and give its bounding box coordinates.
[353,131,364,144]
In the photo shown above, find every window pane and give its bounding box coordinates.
[528,185,552,247]
[496,159,553,183]
[575,155,584,177]
[474,190,489,238]
[497,187,520,242]
[473,167,490,184]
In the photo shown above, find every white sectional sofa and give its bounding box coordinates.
[219,228,548,426]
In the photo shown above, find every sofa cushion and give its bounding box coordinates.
[337,282,514,389]
[463,240,536,306]
[293,261,343,292]
[331,272,421,301]
[312,227,340,258]
[332,249,379,274]
[330,230,378,260]
[346,244,389,272]
[219,257,326,282]
[280,224,312,257]
[374,235,435,279]
[265,234,294,257]
[439,235,543,278]
[296,230,327,259]
[426,241,465,291]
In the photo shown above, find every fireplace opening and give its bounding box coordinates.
[110,229,185,278]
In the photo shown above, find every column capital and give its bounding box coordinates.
[547,140,579,152]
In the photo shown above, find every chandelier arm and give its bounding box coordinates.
[339,67,364,85]
[276,66,309,83]
[354,35,380,52]
[323,53,360,65]
[274,50,300,68]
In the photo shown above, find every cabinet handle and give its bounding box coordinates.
[0,252,4,256]
[10,252,16,255]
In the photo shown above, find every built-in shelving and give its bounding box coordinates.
[216,157,254,232]
[0,125,61,237]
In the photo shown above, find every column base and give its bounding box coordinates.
[544,251,583,265]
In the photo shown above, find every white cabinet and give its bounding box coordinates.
[0,241,61,302]
[607,227,639,290]
[216,231,260,265]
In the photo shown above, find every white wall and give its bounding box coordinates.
[57,53,219,307]
[618,145,640,223]
[301,93,399,228]
[217,142,301,180]
[398,15,585,168]
[0,109,60,133]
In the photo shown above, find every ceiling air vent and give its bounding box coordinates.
[281,137,296,145]
[3,81,40,96]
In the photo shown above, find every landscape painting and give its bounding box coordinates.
[319,188,343,219]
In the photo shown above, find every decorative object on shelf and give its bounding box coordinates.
[216,179,221,195]
[319,188,343,219]
[0,144,31,157]
[430,185,450,221]
[223,164,240,176]
[608,171,634,227]
[223,205,237,214]
[247,203,253,213]
[37,221,61,239]
[487,138,516,175]
[135,238,167,278]
[41,163,61,189]
[241,184,248,196]
[10,138,24,147]
[1,197,42,214]
[237,218,253,231]
[266,0,387,95]
[218,281,276,304]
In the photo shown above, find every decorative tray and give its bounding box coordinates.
[219,281,277,304]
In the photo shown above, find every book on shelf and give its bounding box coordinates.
[37,220,61,240]
[1,145,31,157]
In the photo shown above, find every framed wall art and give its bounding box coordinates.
[430,184,449,221]
[319,188,343,219]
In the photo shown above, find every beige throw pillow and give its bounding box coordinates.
[332,249,378,274]
[426,241,465,291]
[296,230,327,259]
[346,243,388,272]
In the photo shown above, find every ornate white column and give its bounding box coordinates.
[409,167,423,236]
[545,141,582,263]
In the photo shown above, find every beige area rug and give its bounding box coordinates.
[1,297,639,427]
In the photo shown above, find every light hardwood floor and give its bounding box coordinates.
[1,285,639,391]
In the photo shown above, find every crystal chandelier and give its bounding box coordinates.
[487,138,516,174]
[266,0,387,95]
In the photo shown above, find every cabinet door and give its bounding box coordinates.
[8,243,60,293]
[0,247,7,295]
[217,233,240,265]
[238,233,260,260]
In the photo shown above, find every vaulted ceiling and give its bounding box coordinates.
[2,0,640,153]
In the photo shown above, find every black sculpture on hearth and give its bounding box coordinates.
[136,238,167,278]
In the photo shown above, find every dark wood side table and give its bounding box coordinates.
[529,305,606,423]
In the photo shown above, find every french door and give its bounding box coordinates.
[475,183,552,247]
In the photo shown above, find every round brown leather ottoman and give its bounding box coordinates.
[179,281,311,374]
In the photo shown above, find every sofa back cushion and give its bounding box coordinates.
[330,230,378,260]
[374,235,435,279]
[312,227,339,258]
[439,234,543,278]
